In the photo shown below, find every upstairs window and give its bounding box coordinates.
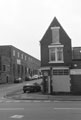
[25,56,26,61]
[3,65,6,71]
[51,27,60,44]
[48,45,64,63]
[57,48,63,61]
[49,48,55,61]
[13,50,15,56]
[21,54,23,59]
[17,52,20,58]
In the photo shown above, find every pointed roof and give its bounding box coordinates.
[40,17,71,43]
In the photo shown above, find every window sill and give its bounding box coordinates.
[49,61,64,63]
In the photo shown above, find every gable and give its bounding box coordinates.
[40,17,71,44]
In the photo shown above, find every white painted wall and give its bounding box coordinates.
[52,75,71,92]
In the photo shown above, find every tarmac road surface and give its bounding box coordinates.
[1,79,81,120]
[0,79,81,120]
[0,100,81,120]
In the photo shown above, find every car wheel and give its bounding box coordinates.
[23,90,26,93]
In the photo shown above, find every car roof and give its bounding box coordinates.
[25,83,34,86]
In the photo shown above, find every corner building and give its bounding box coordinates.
[40,17,72,94]
[0,45,40,83]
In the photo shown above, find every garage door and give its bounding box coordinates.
[52,69,71,92]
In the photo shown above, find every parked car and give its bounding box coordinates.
[23,82,41,93]
[38,75,43,79]
[25,76,31,81]
[14,77,22,83]
[31,75,39,80]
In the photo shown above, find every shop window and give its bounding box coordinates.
[64,69,69,75]
[53,69,69,75]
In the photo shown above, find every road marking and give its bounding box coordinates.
[54,108,81,110]
[44,100,51,102]
[54,101,59,102]
[0,108,24,110]
[24,100,32,102]
[6,100,12,103]
[10,115,24,119]
[0,99,75,103]
[33,100,41,102]
[12,100,21,102]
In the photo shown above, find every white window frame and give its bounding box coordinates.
[48,44,64,63]
[51,26,60,44]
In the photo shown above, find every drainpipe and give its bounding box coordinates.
[50,67,53,94]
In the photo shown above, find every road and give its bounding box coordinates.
[0,100,81,120]
[0,80,81,119]
[0,79,42,99]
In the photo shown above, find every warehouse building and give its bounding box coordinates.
[0,45,40,83]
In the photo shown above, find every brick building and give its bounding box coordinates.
[70,47,81,94]
[0,45,40,83]
[40,17,72,94]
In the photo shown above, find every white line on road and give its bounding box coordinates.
[24,100,32,102]
[54,108,81,110]
[6,101,13,103]
[0,99,75,103]
[53,101,59,102]
[12,100,21,102]
[44,100,51,102]
[0,108,24,110]
[33,100,41,102]
[10,115,24,119]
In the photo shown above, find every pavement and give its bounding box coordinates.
[5,90,81,101]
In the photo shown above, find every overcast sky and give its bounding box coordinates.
[0,0,81,60]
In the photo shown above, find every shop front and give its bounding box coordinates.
[52,67,71,94]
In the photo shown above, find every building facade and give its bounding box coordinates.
[0,45,40,83]
[70,47,81,94]
[40,17,72,94]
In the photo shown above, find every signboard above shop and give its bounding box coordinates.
[70,69,81,75]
